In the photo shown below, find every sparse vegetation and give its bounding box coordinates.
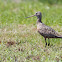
[0,0,62,62]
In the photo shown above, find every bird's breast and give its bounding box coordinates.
[37,23,43,30]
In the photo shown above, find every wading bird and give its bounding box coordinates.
[26,11,62,47]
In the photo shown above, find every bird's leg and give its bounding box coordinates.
[48,38,50,46]
[45,38,47,47]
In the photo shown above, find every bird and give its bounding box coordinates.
[26,11,62,47]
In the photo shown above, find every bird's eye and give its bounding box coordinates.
[36,12,37,14]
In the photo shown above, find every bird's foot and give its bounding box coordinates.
[45,43,47,47]
[48,43,50,46]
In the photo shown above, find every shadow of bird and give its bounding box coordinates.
[26,11,62,47]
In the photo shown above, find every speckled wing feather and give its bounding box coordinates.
[37,23,62,38]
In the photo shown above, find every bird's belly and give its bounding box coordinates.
[38,30,47,37]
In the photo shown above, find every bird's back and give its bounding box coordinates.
[37,22,62,38]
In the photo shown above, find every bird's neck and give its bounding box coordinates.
[37,18,42,24]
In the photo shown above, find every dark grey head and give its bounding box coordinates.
[26,11,42,19]
[35,11,42,18]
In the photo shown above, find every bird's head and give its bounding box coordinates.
[26,11,42,18]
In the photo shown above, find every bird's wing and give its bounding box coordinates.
[38,23,60,38]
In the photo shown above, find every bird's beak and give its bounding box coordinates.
[26,15,36,18]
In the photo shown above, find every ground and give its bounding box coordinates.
[0,0,62,62]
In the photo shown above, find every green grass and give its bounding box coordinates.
[0,0,62,62]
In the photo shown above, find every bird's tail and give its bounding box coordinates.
[56,36,62,38]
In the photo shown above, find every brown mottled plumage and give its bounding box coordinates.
[26,11,62,47]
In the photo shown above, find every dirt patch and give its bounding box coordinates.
[6,41,15,47]
[0,41,1,44]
